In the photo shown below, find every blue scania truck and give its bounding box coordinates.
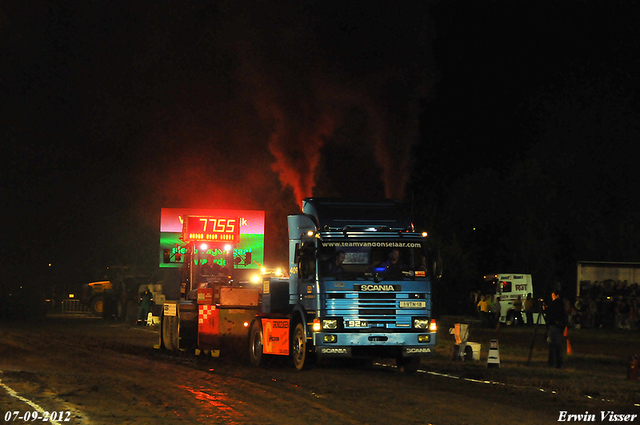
[250,198,441,370]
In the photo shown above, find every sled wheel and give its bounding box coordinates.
[249,320,264,367]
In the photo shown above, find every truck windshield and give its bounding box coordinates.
[318,241,426,279]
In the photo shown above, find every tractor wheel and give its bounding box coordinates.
[162,314,179,350]
[248,320,264,367]
[89,296,104,317]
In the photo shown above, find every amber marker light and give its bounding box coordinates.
[429,319,437,332]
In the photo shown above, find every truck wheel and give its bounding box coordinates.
[89,296,104,317]
[249,320,263,367]
[163,314,179,350]
[291,322,307,370]
[397,356,420,373]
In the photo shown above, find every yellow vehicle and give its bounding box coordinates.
[81,281,113,316]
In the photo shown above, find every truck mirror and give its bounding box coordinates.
[244,252,252,266]
[163,249,171,263]
[425,248,443,280]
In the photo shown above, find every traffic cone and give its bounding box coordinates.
[487,339,500,368]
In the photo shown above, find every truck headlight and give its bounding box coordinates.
[413,318,430,329]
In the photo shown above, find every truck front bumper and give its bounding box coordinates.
[313,331,436,357]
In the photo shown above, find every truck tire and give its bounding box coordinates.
[397,355,420,373]
[89,296,104,317]
[163,314,179,350]
[291,322,307,371]
[248,320,263,367]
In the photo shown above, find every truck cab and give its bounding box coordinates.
[258,198,441,370]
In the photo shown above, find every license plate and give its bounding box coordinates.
[399,301,426,308]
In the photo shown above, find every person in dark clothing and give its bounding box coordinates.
[327,250,346,275]
[524,293,535,326]
[545,290,567,368]
[378,249,407,274]
[137,287,154,326]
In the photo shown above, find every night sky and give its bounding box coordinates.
[2,1,639,303]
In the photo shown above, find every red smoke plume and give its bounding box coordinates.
[267,107,335,208]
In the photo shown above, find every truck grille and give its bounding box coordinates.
[325,291,429,327]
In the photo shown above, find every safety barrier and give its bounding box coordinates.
[61,299,89,314]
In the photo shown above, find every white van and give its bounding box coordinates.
[484,274,543,325]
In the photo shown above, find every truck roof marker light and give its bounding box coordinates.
[224,244,231,251]
[429,319,437,332]
[422,232,428,237]
[200,243,208,251]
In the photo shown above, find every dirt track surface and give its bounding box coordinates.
[1,316,638,424]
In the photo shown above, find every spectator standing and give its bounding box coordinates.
[524,293,535,326]
[513,295,523,326]
[137,286,154,326]
[545,290,568,368]
[477,295,491,328]
[493,296,502,330]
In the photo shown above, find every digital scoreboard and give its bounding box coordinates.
[183,216,240,243]
[159,208,265,269]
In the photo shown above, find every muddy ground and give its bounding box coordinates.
[1,315,639,424]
